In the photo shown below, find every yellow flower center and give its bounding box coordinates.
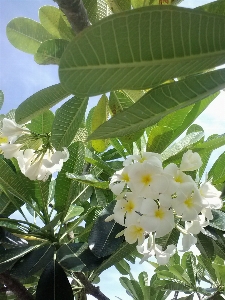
[121,172,130,182]
[175,175,183,183]
[134,226,144,236]
[125,200,135,213]
[139,157,146,163]
[184,197,193,208]
[0,136,8,143]
[155,208,165,219]
[141,174,152,185]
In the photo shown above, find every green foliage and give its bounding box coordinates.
[3,1,225,299]
[59,6,225,96]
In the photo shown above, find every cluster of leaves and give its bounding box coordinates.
[1,0,225,299]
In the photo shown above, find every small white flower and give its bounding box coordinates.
[180,233,197,252]
[180,150,202,171]
[2,118,29,140]
[164,163,194,194]
[109,165,133,195]
[185,215,208,235]
[124,224,145,245]
[172,183,204,221]
[139,200,175,237]
[137,234,176,265]
[199,181,222,209]
[0,143,22,159]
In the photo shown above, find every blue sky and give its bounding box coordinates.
[1,0,225,299]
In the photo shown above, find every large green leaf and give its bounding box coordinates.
[197,0,225,16]
[66,174,109,189]
[59,6,225,96]
[55,142,85,214]
[10,245,54,278]
[83,0,109,23]
[88,201,124,257]
[34,39,69,65]
[88,69,225,140]
[6,17,53,54]
[15,84,71,124]
[57,243,104,272]
[0,191,22,217]
[208,151,225,184]
[0,159,31,204]
[26,110,54,134]
[51,96,88,150]
[39,6,74,40]
[209,210,225,231]
[36,260,73,300]
[120,277,144,300]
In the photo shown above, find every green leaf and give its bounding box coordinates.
[59,6,225,96]
[0,245,40,265]
[88,201,124,257]
[88,69,225,140]
[0,159,31,204]
[208,151,225,184]
[15,84,71,124]
[91,95,109,152]
[197,0,225,16]
[115,259,131,275]
[0,191,22,217]
[36,260,73,300]
[138,271,148,290]
[66,174,109,189]
[154,279,190,291]
[92,241,136,277]
[55,142,85,214]
[39,6,74,40]
[85,149,114,176]
[10,245,54,278]
[57,243,104,272]
[6,17,53,54]
[196,232,214,259]
[0,91,4,110]
[198,255,217,283]
[155,228,180,251]
[162,131,204,161]
[106,0,131,13]
[212,261,225,285]
[147,126,174,153]
[51,96,88,150]
[120,277,143,300]
[83,0,109,24]
[185,253,197,287]
[64,205,84,222]
[209,210,225,231]
[34,39,69,65]
[26,110,54,134]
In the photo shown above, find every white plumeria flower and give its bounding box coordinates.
[139,199,175,237]
[124,223,145,245]
[185,215,209,235]
[172,183,204,221]
[164,163,194,194]
[113,192,142,226]
[123,152,162,167]
[2,118,29,141]
[180,150,202,171]
[137,234,176,265]
[180,233,197,252]
[129,161,169,198]
[199,181,222,209]
[17,147,69,181]
[0,143,22,159]
[109,165,133,195]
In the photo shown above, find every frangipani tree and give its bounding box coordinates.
[0,0,225,299]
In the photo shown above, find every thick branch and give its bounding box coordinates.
[75,272,110,300]
[53,0,90,34]
[0,272,34,300]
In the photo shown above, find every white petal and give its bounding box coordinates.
[181,234,197,252]
[0,143,22,159]
[180,150,202,171]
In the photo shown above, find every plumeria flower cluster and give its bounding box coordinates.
[106,150,222,265]
[0,118,69,181]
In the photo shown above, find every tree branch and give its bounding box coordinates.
[0,272,34,300]
[75,272,110,300]
[53,0,90,34]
